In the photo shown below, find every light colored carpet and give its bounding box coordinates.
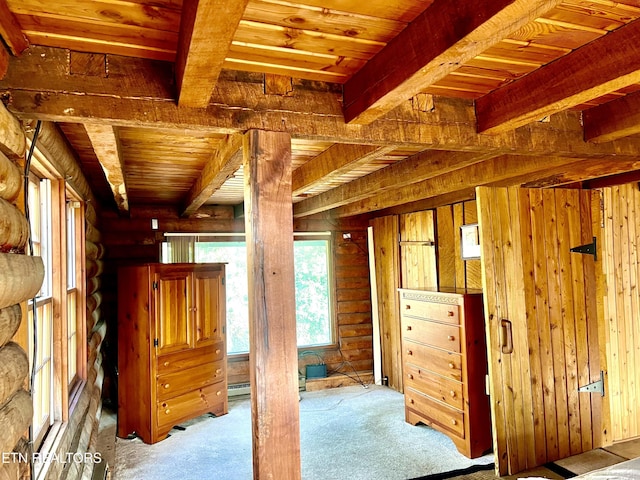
[114,385,493,480]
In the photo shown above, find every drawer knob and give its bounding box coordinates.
[217,390,222,396]
[448,335,455,341]
[409,399,414,405]
[448,362,455,369]
[406,325,412,331]
[163,383,170,389]
[216,349,221,355]
[407,374,414,380]
[450,390,456,398]
[405,304,411,310]
[451,419,457,426]
[163,361,170,367]
[406,349,413,356]
[165,408,171,415]
[448,311,455,317]
[216,368,222,374]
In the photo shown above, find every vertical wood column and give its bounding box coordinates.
[243,129,301,480]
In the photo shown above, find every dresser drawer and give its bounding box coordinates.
[157,341,224,375]
[404,363,463,411]
[156,383,226,431]
[157,360,225,402]
[403,339,462,382]
[400,297,460,325]
[405,387,465,438]
[402,317,461,353]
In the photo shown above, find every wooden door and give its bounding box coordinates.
[154,266,193,355]
[476,187,607,476]
[193,265,225,348]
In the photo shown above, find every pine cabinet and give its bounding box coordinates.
[117,263,227,444]
[399,288,491,458]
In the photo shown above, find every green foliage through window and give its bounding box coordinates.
[193,237,333,354]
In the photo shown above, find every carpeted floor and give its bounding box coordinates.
[114,385,494,480]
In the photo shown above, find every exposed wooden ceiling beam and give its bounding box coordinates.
[0,0,29,56]
[84,124,129,214]
[181,133,243,217]
[330,155,581,217]
[582,92,640,143]
[5,47,640,159]
[294,150,492,217]
[175,0,249,108]
[292,144,395,197]
[476,18,640,134]
[342,0,562,124]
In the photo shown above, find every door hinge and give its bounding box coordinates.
[222,276,225,286]
[154,338,158,347]
[152,281,158,290]
[570,236,597,261]
[578,370,605,396]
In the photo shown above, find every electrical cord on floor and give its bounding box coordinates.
[24,120,42,478]
[327,348,371,389]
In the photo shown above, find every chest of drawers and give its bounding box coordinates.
[399,289,491,458]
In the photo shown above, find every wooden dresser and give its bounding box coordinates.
[399,288,491,458]
[117,263,228,444]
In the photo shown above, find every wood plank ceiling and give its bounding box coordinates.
[2,0,640,217]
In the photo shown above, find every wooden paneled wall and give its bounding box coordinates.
[601,183,640,442]
[436,200,482,290]
[101,210,373,390]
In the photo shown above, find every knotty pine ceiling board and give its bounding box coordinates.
[118,127,225,205]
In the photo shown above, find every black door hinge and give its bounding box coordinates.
[152,281,158,290]
[570,236,597,261]
[154,338,158,347]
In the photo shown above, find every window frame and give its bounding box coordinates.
[25,158,88,472]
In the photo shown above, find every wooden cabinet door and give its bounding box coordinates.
[477,187,607,476]
[193,265,225,348]
[154,266,193,355]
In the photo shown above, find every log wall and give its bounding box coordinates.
[0,107,106,480]
[101,207,373,393]
[0,101,39,480]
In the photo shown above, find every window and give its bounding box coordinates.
[162,234,335,354]
[27,176,53,449]
[66,199,85,390]
[26,171,87,456]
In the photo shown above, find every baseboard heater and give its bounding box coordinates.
[228,377,306,397]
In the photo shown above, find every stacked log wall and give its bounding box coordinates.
[0,103,43,480]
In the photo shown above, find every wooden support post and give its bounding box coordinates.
[243,129,301,480]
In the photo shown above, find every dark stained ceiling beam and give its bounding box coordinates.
[84,124,129,214]
[175,0,249,108]
[342,0,562,124]
[181,133,243,217]
[476,18,640,134]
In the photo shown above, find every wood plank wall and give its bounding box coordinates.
[101,209,373,391]
[436,200,482,290]
[601,183,640,442]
